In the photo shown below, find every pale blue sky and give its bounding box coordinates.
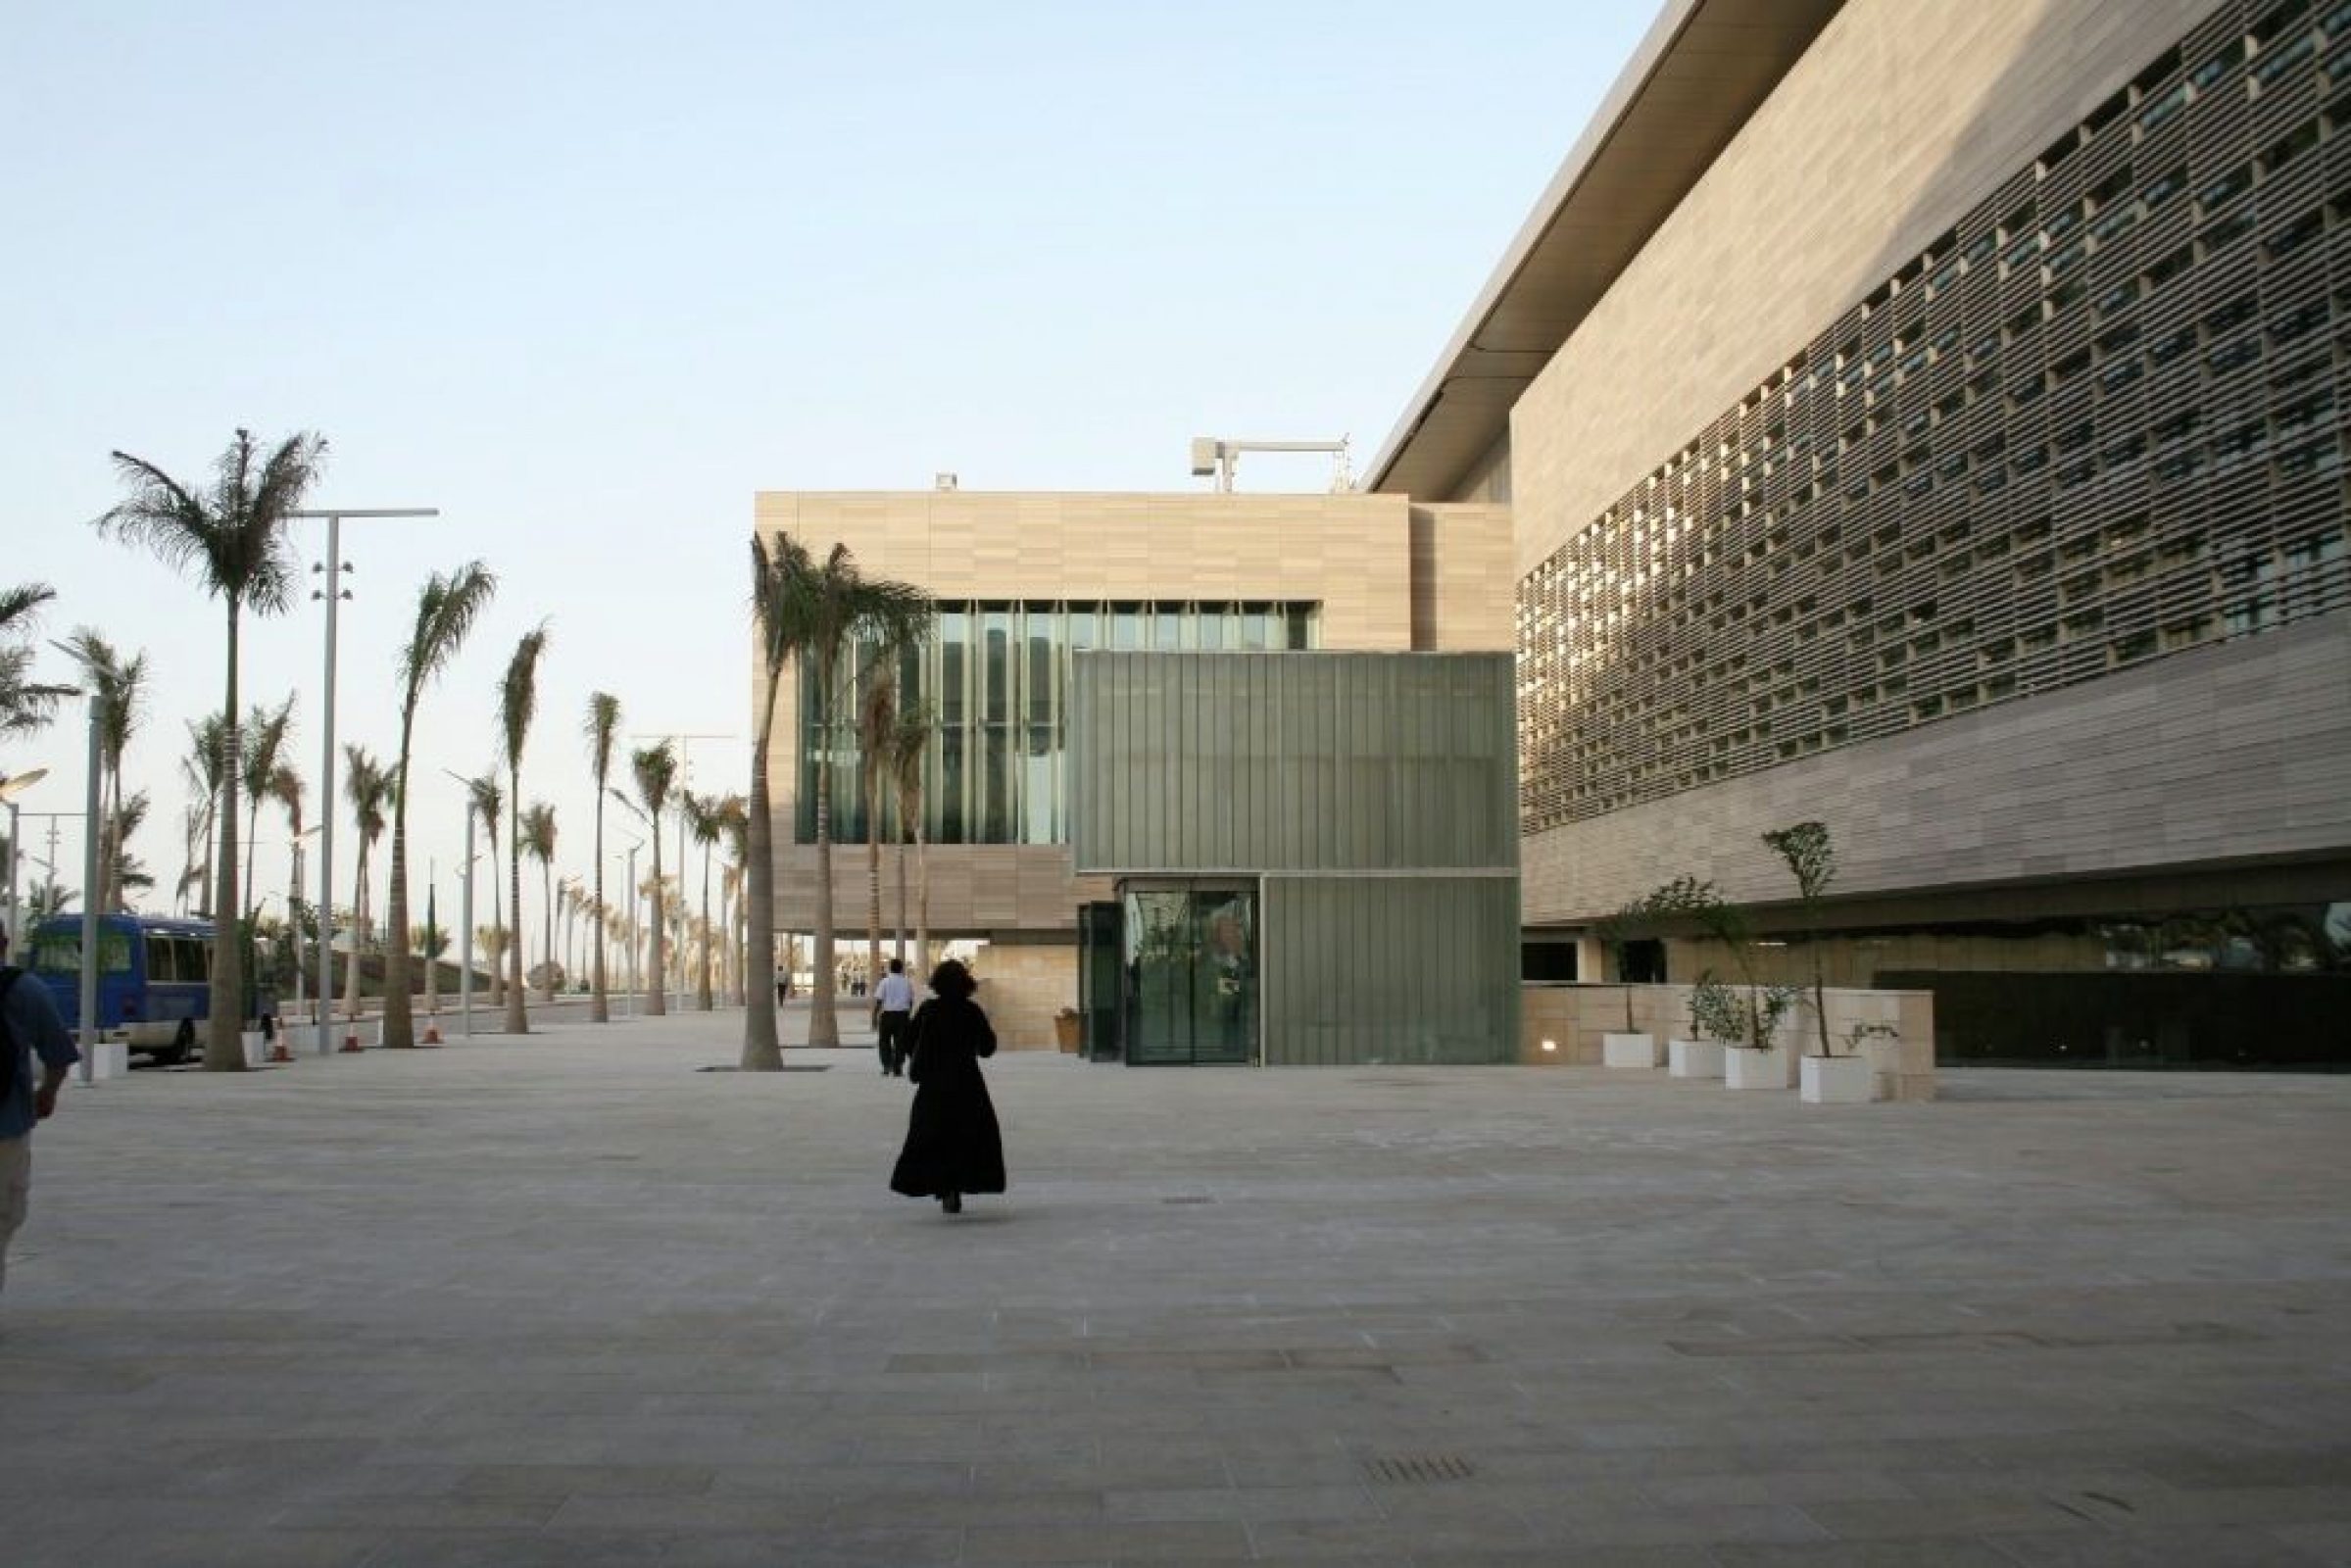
[2,1,1652,942]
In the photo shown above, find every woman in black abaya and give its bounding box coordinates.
[889,960,1005,1214]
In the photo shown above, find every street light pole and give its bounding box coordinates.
[289,506,439,1059]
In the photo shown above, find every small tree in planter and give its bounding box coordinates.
[1594,876,1715,1063]
[1664,882,1802,1089]
[1760,819,1838,1058]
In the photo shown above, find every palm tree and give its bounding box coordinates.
[93,428,326,1068]
[239,695,297,911]
[1,583,76,741]
[381,562,498,1049]
[341,745,392,1019]
[743,532,932,1059]
[582,691,621,1022]
[521,801,558,1001]
[59,629,150,917]
[742,535,808,1069]
[886,703,935,971]
[466,770,506,1010]
[496,625,551,1034]
[681,791,724,1010]
[627,742,677,1016]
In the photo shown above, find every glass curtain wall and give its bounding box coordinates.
[799,601,1315,845]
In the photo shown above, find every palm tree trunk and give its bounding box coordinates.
[540,859,556,1003]
[914,809,930,979]
[196,793,216,920]
[206,607,247,1069]
[505,788,527,1034]
[696,844,713,1010]
[864,767,882,1012]
[808,658,839,1049]
[894,794,909,966]
[381,710,418,1049]
[486,845,504,1009]
[100,766,122,916]
[646,830,667,1016]
[741,687,783,1068]
[344,844,367,1019]
[591,791,609,1022]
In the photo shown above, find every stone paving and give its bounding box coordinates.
[4,1004,2349,1566]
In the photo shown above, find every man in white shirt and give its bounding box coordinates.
[872,958,917,1078]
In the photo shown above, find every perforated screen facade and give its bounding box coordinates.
[1519,0,2351,832]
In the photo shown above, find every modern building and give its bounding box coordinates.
[1370,0,2351,1065]
[752,490,1514,1052]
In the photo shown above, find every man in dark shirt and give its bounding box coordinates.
[1,924,80,1298]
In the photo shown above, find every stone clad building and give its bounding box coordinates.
[759,0,2351,1067]
[752,490,1513,1052]
[1372,0,2351,1065]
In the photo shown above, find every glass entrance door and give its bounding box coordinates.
[1077,902,1123,1061]
[1121,882,1256,1065]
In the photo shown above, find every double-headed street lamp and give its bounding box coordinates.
[288,506,438,1058]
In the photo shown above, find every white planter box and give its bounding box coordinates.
[86,1040,129,1080]
[1668,1038,1724,1079]
[1601,1032,1661,1069]
[1801,1054,1878,1104]
[239,1031,269,1069]
[1724,1044,1795,1090]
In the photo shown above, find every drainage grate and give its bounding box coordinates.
[1365,1454,1475,1485]
[697,1064,832,1072]
[1160,1195,1216,1204]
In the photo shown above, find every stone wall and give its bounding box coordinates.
[972,942,1077,1054]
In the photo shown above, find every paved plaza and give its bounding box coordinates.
[4,1006,2349,1566]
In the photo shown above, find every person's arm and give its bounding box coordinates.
[33,1060,69,1121]
[972,1004,997,1059]
[20,983,79,1119]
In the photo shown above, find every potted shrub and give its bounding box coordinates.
[1692,973,1802,1089]
[1804,1021,1893,1103]
[1594,876,1713,1068]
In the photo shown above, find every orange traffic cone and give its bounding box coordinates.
[423,1020,443,1045]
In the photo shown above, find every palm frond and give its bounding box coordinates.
[583,690,621,784]
[498,622,552,770]
[398,561,498,708]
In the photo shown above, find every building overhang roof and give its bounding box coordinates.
[1367,0,1844,498]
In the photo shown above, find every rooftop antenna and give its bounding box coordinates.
[1190,435,1352,494]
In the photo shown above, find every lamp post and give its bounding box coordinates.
[0,767,48,945]
[437,768,476,1044]
[289,506,439,1059]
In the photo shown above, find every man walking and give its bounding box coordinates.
[1,925,79,1298]
[873,957,916,1078]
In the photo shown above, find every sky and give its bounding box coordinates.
[1,0,1655,947]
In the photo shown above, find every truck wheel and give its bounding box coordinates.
[156,1018,195,1066]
